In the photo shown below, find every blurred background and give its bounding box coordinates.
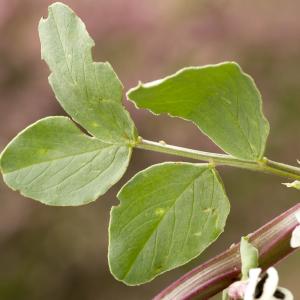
[1,0,300,299]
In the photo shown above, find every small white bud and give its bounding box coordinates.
[244,268,262,300]
[244,267,294,300]
[260,267,279,299]
[290,211,300,248]
[227,281,247,299]
[290,225,300,248]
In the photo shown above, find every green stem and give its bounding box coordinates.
[135,138,300,180]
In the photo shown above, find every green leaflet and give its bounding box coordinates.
[127,62,269,161]
[109,162,230,285]
[282,180,300,190]
[0,117,132,206]
[39,2,136,144]
[0,3,137,206]
[240,237,259,280]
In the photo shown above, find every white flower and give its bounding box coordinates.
[290,211,300,248]
[244,268,262,300]
[243,267,293,300]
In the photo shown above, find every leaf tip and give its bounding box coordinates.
[282,180,300,190]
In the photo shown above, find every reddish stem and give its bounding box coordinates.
[154,204,300,300]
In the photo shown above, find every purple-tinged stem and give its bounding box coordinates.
[153,204,300,300]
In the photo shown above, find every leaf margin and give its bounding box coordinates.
[108,161,230,285]
[127,62,270,161]
[0,116,133,206]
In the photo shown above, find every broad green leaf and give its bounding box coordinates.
[39,2,136,144]
[282,180,300,190]
[109,162,230,285]
[0,117,132,206]
[240,236,259,280]
[0,3,137,206]
[127,62,269,160]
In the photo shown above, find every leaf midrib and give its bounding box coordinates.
[120,168,209,281]
[3,143,122,174]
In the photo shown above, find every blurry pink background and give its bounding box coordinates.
[1,0,300,299]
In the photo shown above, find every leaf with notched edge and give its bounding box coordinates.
[39,2,136,144]
[0,3,137,206]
